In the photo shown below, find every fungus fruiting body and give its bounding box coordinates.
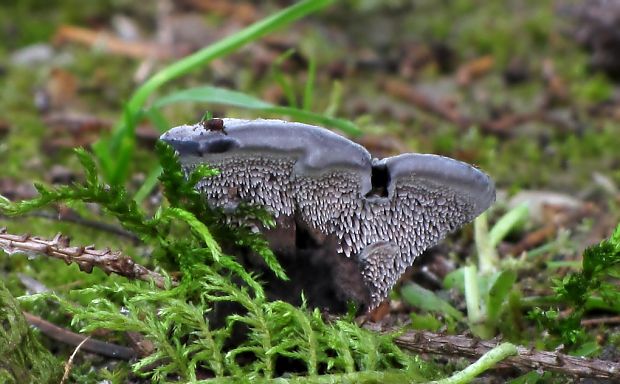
[161,118,495,309]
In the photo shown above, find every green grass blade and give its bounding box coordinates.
[264,105,360,135]
[489,202,529,247]
[153,86,272,109]
[134,165,163,204]
[303,55,317,111]
[475,212,499,274]
[486,270,517,324]
[95,0,334,184]
[401,283,463,320]
[152,85,361,135]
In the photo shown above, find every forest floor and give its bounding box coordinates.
[1,1,620,383]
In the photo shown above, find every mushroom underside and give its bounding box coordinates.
[186,153,477,309]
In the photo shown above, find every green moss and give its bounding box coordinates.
[0,146,443,382]
[0,280,61,384]
[405,0,556,66]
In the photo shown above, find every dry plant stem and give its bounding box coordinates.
[0,228,168,289]
[382,78,470,128]
[60,336,91,384]
[382,78,575,137]
[581,316,620,326]
[183,0,258,23]
[394,330,620,379]
[24,312,135,360]
[53,25,178,59]
[509,206,592,256]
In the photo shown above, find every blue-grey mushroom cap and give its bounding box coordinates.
[160,118,496,309]
[160,118,372,175]
[381,153,495,218]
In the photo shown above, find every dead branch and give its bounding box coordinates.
[382,77,579,138]
[394,330,620,379]
[507,204,594,256]
[0,228,168,289]
[382,78,471,128]
[179,0,259,24]
[581,316,620,326]
[23,312,135,360]
[53,25,184,59]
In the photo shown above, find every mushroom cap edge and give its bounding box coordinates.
[380,153,496,217]
[160,118,373,176]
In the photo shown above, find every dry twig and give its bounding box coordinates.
[53,25,182,59]
[383,77,579,137]
[394,330,620,380]
[0,228,168,289]
[581,316,620,327]
[24,312,135,360]
[382,78,470,128]
[180,0,258,24]
[508,205,593,256]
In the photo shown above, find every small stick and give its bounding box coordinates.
[182,0,258,24]
[0,228,169,289]
[382,78,470,128]
[394,330,620,379]
[581,316,620,326]
[24,312,135,360]
[53,25,178,59]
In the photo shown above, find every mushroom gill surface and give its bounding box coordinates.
[161,118,495,308]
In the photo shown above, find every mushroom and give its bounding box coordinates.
[161,118,495,309]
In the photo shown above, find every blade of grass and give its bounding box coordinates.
[324,80,343,117]
[152,86,272,110]
[94,0,334,184]
[464,265,482,326]
[266,106,360,135]
[274,71,298,108]
[132,109,170,204]
[475,212,498,274]
[134,165,162,204]
[486,270,517,324]
[151,85,361,135]
[464,264,495,338]
[489,202,529,247]
[273,48,299,107]
[401,283,463,320]
[303,55,317,111]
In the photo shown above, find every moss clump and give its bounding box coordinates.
[0,281,61,384]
